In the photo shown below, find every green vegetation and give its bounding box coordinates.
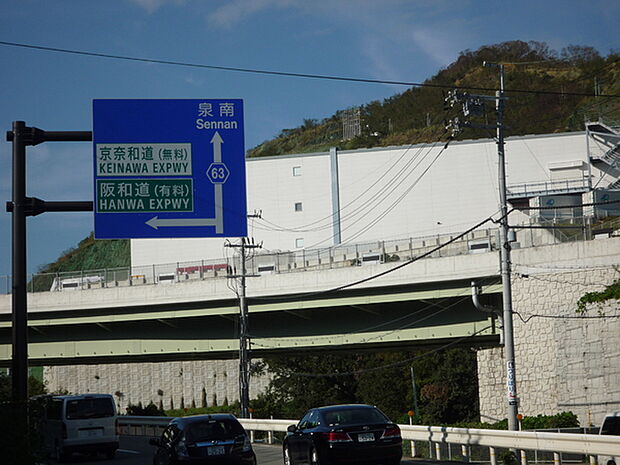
[165,401,242,418]
[0,374,49,464]
[126,401,165,416]
[452,411,579,430]
[250,348,479,425]
[577,277,620,313]
[248,41,619,158]
[247,350,579,429]
[30,232,129,292]
[0,373,47,401]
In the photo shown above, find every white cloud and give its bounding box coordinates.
[208,0,298,28]
[411,28,460,67]
[362,37,404,82]
[27,144,92,200]
[129,0,186,14]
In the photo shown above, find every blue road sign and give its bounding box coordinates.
[93,99,247,239]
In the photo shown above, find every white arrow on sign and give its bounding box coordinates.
[147,132,226,232]
[211,131,223,163]
[146,216,217,229]
[210,131,224,233]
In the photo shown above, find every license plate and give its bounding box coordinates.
[207,446,225,456]
[358,432,375,442]
[78,429,103,438]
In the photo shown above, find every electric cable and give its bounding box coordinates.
[2,40,619,98]
[301,140,445,248]
[249,210,503,303]
[254,128,447,234]
[335,139,450,247]
[250,278,497,346]
[513,310,620,324]
[247,198,619,304]
[267,324,494,378]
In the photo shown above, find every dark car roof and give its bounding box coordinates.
[315,404,377,412]
[171,414,239,426]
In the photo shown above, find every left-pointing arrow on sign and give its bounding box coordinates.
[146,216,217,229]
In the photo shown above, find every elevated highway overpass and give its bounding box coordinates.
[0,247,504,366]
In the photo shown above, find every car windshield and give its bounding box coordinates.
[323,408,389,426]
[601,416,620,435]
[186,420,245,441]
[66,398,115,419]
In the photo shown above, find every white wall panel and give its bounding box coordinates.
[132,132,594,267]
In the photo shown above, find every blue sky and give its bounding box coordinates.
[0,0,619,280]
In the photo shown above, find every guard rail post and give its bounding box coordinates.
[268,415,274,445]
[490,446,497,465]
[461,444,469,462]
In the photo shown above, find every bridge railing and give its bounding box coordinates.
[118,416,620,463]
[2,216,617,295]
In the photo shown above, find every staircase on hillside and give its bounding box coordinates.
[587,121,620,187]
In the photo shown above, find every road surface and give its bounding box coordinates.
[43,436,455,465]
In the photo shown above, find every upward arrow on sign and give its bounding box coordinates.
[211,131,223,163]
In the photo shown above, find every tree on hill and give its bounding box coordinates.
[251,348,480,425]
[247,40,619,158]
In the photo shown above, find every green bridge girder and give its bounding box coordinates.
[0,277,502,366]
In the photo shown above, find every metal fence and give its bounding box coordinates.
[2,216,619,295]
[507,178,591,199]
[117,416,620,464]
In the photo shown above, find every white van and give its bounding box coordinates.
[39,394,119,461]
[599,412,620,465]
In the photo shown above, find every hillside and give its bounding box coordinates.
[31,234,129,291]
[248,41,620,157]
[34,40,619,278]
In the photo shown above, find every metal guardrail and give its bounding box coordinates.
[118,416,620,459]
[3,228,501,295]
[2,215,618,295]
[506,178,591,199]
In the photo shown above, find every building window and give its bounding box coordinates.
[293,166,302,176]
[295,238,304,248]
[294,202,303,212]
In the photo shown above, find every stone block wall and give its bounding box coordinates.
[44,359,271,413]
[478,266,620,427]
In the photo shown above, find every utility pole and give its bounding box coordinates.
[445,62,519,431]
[226,226,261,418]
[488,62,519,431]
[410,365,419,418]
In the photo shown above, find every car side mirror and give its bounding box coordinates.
[287,424,297,433]
[149,437,161,447]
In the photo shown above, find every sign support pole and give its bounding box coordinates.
[11,121,28,403]
[6,122,92,405]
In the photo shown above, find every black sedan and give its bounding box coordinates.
[149,414,257,465]
[283,404,402,465]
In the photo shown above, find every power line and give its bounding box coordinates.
[255,126,447,234]
[251,278,497,347]
[2,40,620,98]
[249,211,502,303]
[271,325,494,378]
[303,139,447,249]
[514,310,620,324]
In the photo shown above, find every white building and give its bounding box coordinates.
[132,123,620,269]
